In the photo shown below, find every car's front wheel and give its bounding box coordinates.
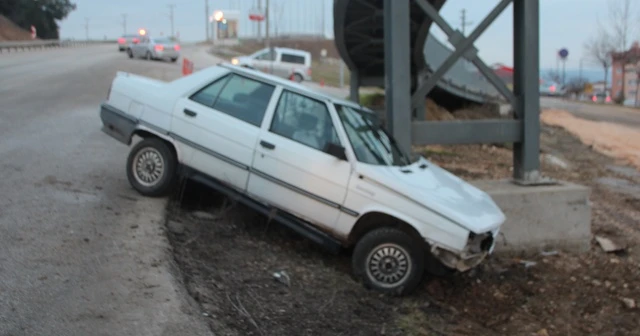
[127,49,133,58]
[126,138,177,197]
[352,227,425,296]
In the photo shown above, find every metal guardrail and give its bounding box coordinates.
[0,40,115,53]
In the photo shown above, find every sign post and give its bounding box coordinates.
[558,48,569,86]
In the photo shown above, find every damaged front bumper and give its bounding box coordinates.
[430,230,498,272]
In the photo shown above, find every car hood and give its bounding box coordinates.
[358,156,506,234]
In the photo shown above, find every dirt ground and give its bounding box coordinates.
[166,107,640,335]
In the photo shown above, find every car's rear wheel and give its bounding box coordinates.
[127,49,133,58]
[126,138,177,197]
[352,227,425,296]
[293,73,303,83]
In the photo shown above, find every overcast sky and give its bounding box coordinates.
[58,0,622,71]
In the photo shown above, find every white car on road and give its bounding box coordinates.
[126,36,181,62]
[231,47,312,82]
[99,63,506,295]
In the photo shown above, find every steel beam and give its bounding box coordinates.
[412,0,513,108]
[383,0,412,155]
[350,70,360,103]
[412,120,522,145]
[512,0,545,184]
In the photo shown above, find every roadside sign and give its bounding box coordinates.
[584,83,593,94]
[558,48,569,59]
[249,8,265,21]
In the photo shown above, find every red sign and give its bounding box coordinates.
[248,8,265,21]
[30,25,36,39]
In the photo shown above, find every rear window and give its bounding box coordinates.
[155,37,177,43]
[281,53,306,65]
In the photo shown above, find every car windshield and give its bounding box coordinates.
[334,104,411,166]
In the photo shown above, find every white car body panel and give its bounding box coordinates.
[100,64,506,272]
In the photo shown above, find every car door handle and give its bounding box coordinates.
[260,140,275,150]
[183,109,197,117]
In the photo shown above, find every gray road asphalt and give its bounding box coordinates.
[541,97,640,128]
[0,45,212,336]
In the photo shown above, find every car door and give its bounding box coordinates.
[133,36,146,57]
[247,89,354,232]
[252,49,277,75]
[171,72,278,191]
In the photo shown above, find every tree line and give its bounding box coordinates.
[0,0,76,39]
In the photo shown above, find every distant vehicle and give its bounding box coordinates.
[117,34,141,51]
[127,36,180,62]
[591,91,611,103]
[231,47,312,83]
[540,81,565,97]
[99,63,506,296]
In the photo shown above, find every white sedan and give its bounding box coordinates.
[99,63,506,295]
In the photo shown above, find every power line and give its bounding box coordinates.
[460,9,474,35]
[168,4,176,37]
[84,17,89,40]
[121,14,127,34]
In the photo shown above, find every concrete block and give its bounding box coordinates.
[471,179,592,255]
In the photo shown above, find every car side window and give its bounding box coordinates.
[189,74,231,107]
[255,49,277,61]
[270,90,340,152]
[281,53,305,65]
[211,74,275,127]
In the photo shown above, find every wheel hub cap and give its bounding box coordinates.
[133,148,164,187]
[366,244,411,288]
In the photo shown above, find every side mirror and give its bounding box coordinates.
[325,142,347,161]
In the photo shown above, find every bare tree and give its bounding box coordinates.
[584,31,614,90]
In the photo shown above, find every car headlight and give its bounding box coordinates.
[231,58,239,65]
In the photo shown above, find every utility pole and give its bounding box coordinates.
[205,0,210,41]
[321,1,325,38]
[266,0,270,47]
[257,0,262,41]
[84,17,89,40]
[168,4,176,37]
[460,9,474,35]
[122,14,127,34]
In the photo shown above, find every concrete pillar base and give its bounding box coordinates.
[471,179,592,255]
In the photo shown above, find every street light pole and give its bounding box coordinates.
[205,0,209,41]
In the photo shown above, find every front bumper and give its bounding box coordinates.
[430,230,498,272]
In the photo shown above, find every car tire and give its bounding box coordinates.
[352,227,425,296]
[127,49,133,59]
[170,57,178,62]
[145,51,152,60]
[293,73,303,83]
[126,138,177,197]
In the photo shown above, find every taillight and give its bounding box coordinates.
[592,96,597,102]
[154,45,164,51]
[174,44,180,51]
[606,96,611,102]
[133,38,139,43]
[118,38,125,44]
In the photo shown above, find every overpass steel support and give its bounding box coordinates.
[382,0,546,184]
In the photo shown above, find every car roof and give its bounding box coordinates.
[218,63,369,111]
